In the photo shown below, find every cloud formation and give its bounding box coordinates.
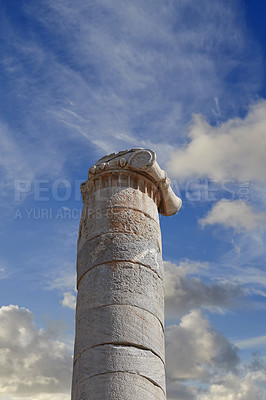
[164,261,243,319]
[0,1,265,399]
[164,260,266,398]
[235,334,266,350]
[166,310,239,381]
[168,100,266,182]
[199,199,266,231]
[61,292,76,310]
[0,305,72,399]
[0,0,262,173]
[0,300,264,400]
[166,310,266,400]
[200,371,266,400]
[165,309,242,399]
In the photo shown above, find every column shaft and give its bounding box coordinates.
[72,171,166,400]
[72,148,182,400]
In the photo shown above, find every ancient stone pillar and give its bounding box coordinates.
[72,148,181,400]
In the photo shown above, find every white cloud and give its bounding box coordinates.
[166,309,239,382]
[199,199,266,231]
[25,223,78,294]
[0,305,72,399]
[204,226,266,296]
[0,0,262,217]
[0,264,6,276]
[0,123,34,210]
[49,267,76,293]
[167,381,197,400]
[25,395,69,400]
[166,310,266,400]
[165,261,243,319]
[167,100,266,182]
[234,335,266,350]
[0,117,69,215]
[0,123,33,184]
[61,292,76,310]
[3,0,259,164]
[200,371,266,400]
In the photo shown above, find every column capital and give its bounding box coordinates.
[84,148,182,216]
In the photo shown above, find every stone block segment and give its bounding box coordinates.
[73,372,165,400]
[76,262,165,324]
[74,304,165,362]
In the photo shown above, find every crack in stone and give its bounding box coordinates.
[78,230,161,254]
[75,302,165,334]
[73,342,165,367]
[74,370,166,395]
[77,260,162,290]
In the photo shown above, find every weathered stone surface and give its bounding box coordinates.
[72,149,181,400]
[74,304,165,361]
[73,344,166,392]
[72,372,165,400]
[77,232,163,282]
[78,206,161,252]
[83,148,182,216]
[76,262,164,324]
[81,186,160,222]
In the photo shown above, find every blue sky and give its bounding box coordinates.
[0,0,266,399]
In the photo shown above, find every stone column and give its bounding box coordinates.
[72,148,181,400]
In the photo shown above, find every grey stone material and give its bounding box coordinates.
[80,186,160,221]
[74,304,165,361]
[72,149,181,400]
[72,345,166,391]
[76,262,164,324]
[77,206,161,252]
[72,372,165,400]
[77,232,163,282]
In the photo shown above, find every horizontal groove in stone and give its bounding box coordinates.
[80,186,160,225]
[73,344,166,394]
[77,230,161,256]
[75,370,165,393]
[74,342,165,366]
[77,259,162,288]
[80,205,159,224]
[75,302,165,333]
[78,230,161,254]
[74,304,165,363]
[72,370,166,400]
